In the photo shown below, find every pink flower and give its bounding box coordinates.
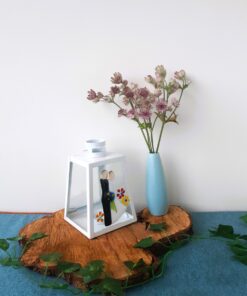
[168,79,180,94]
[155,66,166,83]
[156,100,167,113]
[139,108,152,120]
[118,109,127,117]
[127,109,136,119]
[97,92,104,99]
[110,86,120,96]
[138,87,149,98]
[111,72,122,84]
[122,96,130,105]
[174,70,186,80]
[122,80,128,86]
[87,89,99,103]
[171,97,179,108]
[155,65,166,79]
[123,87,134,98]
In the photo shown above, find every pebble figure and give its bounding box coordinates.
[100,170,112,226]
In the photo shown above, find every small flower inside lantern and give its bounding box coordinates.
[64,139,137,239]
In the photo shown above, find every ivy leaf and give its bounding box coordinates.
[134,237,155,249]
[39,252,62,263]
[92,277,123,296]
[240,214,247,224]
[39,282,69,290]
[0,257,22,268]
[6,236,24,241]
[234,255,247,265]
[168,238,190,250]
[124,258,146,271]
[28,232,48,242]
[229,242,247,257]
[124,261,135,270]
[148,223,167,232]
[79,260,104,284]
[57,261,81,273]
[0,239,9,251]
[209,224,239,239]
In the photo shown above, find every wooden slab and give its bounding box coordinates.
[19,205,192,288]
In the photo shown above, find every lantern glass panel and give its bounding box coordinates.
[67,162,87,231]
[92,160,135,234]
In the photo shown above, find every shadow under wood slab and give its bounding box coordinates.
[19,205,192,289]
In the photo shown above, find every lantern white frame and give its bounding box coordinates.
[64,153,137,239]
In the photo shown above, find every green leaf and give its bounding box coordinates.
[0,257,22,268]
[39,252,62,263]
[234,255,247,265]
[57,261,81,273]
[0,239,9,251]
[110,201,117,213]
[124,258,146,271]
[209,224,239,239]
[168,238,190,251]
[92,277,123,296]
[138,122,152,129]
[240,214,247,224]
[39,282,69,290]
[148,222,167,232]
[6,236,24,241]
[28,232,48,242]
[79,260,104,284]
[134,237,155,249]
[229,242,247,257]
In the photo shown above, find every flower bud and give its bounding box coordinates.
[118,109,127,117]
[155,65,166,79]
[111,72,123,84]
[174,70,186,80]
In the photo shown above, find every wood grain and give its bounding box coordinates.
[19,205,192,288]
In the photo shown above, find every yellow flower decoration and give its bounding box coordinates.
[120,195,130,207]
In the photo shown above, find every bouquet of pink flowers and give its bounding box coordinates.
[87,65,190,153]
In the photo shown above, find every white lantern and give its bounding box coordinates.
[64,140,137,239]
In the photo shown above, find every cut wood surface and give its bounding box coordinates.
[19,205,192,288]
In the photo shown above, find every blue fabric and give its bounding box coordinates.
[1,212,247,296]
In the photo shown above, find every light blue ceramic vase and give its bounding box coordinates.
[146,153,168,216]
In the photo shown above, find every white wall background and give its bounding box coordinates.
[0,0,247,212]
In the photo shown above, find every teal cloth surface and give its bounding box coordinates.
[1,212,247,296]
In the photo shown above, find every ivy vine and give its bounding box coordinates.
[2,216,246,295]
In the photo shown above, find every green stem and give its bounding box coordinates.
[112,99,152,152]
[149,118,154,152]
[135,119,152,152]
[166,85,185,122]
[44,262,48,277]
[155,121,165,153]
[144,119,152,153]
[155,85,185,153]
[20,241,30,257]
[152,115,159,130]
